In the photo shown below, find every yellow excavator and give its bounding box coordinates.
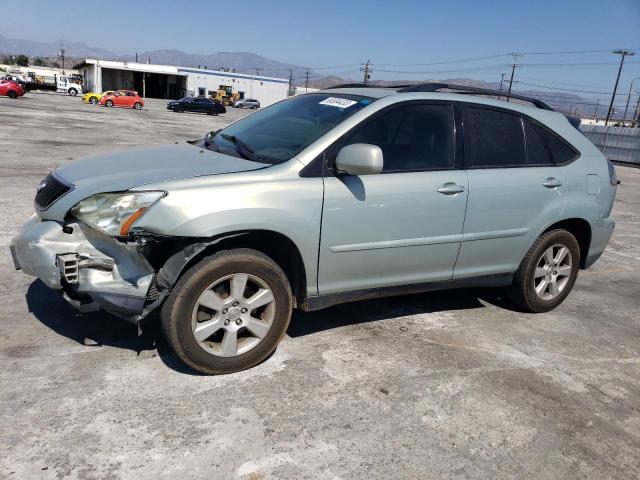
[213,85,242,106]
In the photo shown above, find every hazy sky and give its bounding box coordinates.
[2,0,639,105]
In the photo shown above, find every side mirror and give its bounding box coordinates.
[335,143,383,176]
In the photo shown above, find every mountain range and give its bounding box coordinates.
[0,35,602,118]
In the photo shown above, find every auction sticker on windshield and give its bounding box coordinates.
[319,97,358,108]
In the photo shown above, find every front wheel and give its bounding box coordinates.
[68,88,78,96]
[8,91,18,99]
[507,229,580,313]
[89,96,98,104]
[133,102,142,110]
[161,249,293,374]
[105,100,113,107]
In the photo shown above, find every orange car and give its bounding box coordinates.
[99,90,144,109]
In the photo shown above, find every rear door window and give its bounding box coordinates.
[462,106,526,168]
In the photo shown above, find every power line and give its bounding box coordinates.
[374,54,507,67]
[517,76,608,89]
[514,47,639,55]
[516,81,612,95]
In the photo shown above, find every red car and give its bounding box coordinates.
[99,90,144,109]
[0,79,25,99]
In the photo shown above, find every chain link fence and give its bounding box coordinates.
[579,124,640,166]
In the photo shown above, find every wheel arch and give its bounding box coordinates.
[542,218,592,268]
[149,229,308,308]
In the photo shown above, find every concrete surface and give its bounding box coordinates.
[1,92,639,480]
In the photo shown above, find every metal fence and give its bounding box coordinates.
[579,124,640,165]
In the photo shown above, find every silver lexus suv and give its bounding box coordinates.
[11,83,617,374]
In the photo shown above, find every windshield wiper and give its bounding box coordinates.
[221,134,257,161]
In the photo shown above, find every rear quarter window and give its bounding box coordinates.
[535,126,579,165]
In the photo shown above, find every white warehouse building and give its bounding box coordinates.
[75,59,291,106]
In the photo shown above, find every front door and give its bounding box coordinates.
[318,102,468,294]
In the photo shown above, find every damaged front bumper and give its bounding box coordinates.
[11,215,157,322]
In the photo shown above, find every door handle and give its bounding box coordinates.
[542,177,562,188]
[437,183,465,195]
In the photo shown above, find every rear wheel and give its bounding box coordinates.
[133,102,142,110]
[161,249,293,374]
[508,229,580,312]
[105,100,113,107]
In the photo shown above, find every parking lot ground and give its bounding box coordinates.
[1,92,639,479]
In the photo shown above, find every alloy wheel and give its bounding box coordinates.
[533,244,573,300]
[191,273,276,357]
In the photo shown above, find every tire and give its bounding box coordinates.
[133,102,142,110]
[507,229,580,313]
[68,88,78,96]
[105,100,113,107]
[161,248,293,374]
[89,96,98,104]
[8,91,18,99]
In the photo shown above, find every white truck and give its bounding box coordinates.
[54,75,83,96]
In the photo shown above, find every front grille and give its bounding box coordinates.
[35,173,72,210]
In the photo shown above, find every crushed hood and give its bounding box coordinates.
[39,143,267,221]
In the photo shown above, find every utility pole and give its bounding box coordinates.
[506,53,523,99]
[304,69,310,93]
[622,77,640,123]
[498,73,505,98]
[288,69,294,97]
[58,48,65,74]
[254,67,262,76]
[605,49,635,126]
[361,60,372,85]
[593,98,600,119]
[135,52,138,63]
[634,95,640,125]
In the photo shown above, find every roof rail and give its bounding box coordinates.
[396,82,554,111]
[324,83,413,90]
[324,81,554,111]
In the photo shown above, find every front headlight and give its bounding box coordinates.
[70,191,164,236]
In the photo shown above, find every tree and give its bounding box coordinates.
[33,57,46,67]
[15,54,29,67]
[1,55,12,65]
[50,61,60,68]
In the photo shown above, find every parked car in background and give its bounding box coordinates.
[99,90,144,109]
[11,83,617,375]
[167,97,226,115]
[0,79,25,99]
[83,90,115,104]
[2,74,29,91]
[233,98,260,109]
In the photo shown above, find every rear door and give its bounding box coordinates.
[453,105,567,278]
[318,102,469,294]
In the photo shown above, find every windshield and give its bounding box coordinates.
[206,93,375,164]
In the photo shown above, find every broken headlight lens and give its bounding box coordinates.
[70,191,164,236]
